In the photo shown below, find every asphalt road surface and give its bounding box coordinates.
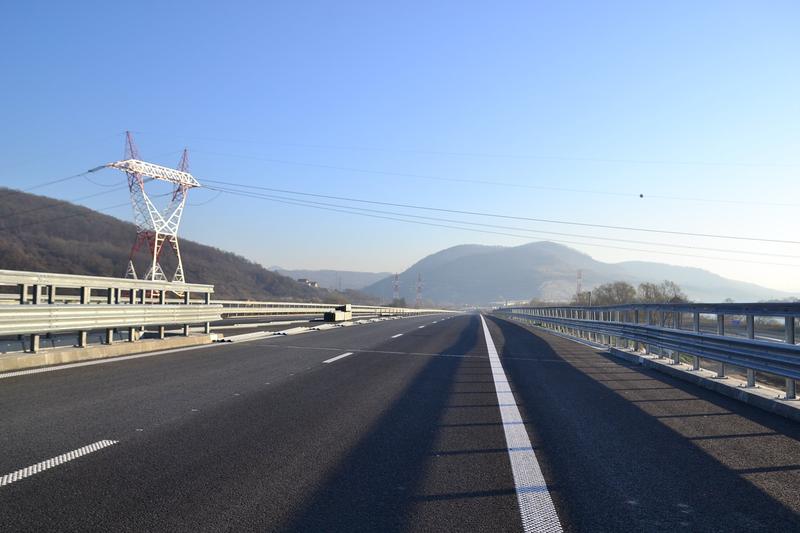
[1,313,799,532]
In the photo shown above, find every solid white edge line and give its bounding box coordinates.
[480,315,563,533]
[0,440,119,488]
[323,352,354,364]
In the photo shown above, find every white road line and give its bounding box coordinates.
[418,326,426,329]
[323,352,354,364]
[0,440,118,488]
[479,315,563,533]
[391,333,404,338]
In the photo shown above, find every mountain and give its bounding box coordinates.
[362,241,791,305]
[614,261,786,303]
[271,268,392,290]
[0,188,369,303]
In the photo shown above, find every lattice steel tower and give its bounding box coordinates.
[392,273,400,302]
[104,132,200,282]
[415,273,423,308]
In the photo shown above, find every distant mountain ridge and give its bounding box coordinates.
[362,241,790,305]
[270,267,392,291]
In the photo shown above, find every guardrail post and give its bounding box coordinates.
[31,284,41,304]
[48,284,56,304]
[785,317,796,399]
[105,328,114,345]
[787,380,797,401]
[691,312,701,370]
[745,315,756,387]
[158,325,166,339]
[77,285,90,347]
[184,291,191,305]
[716,314,726,378]
[127,326,136,342]
[18,283,27,304]
[129,289,137,305]
[182,324,190,336]
[159,290,166,305]
[107,288,116,305]
[30,334,40,353]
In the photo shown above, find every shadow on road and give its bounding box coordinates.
[283,315,484,532]
[487,315,800,532]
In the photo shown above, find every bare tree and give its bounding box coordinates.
[637,280,689,303]
[587,281,637,305]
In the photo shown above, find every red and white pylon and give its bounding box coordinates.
[104,131,200,282]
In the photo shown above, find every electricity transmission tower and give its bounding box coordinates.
[393,273,400,302]
[101,132,200,282]
[415,273,423,308]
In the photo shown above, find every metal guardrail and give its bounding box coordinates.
[0,269,219,353]
[0,305,223,337]
[216,300,452,318]
[0,268,454,355]
[496,303,800,399]
[0,269,214,303]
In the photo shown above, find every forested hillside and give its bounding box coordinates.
[0,188,375,303]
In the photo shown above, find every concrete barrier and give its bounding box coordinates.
[0,334,216,372]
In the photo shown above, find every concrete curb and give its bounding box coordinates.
[607,347,800,423]
[0,335,215,372]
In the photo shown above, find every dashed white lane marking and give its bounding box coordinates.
[323,352,354,364]
[418,326,426,329]
[479,315,562,533]
[391,333,404,338]
[0,440,118,488]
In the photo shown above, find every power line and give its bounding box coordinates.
[202,184,800,260]
[204,185,800,268]
[202,178,800,245]
[83,174,124,188]
[196,149,800,208]
[188,189,224,206]
[0,186,128,222]
[0,171,94,197]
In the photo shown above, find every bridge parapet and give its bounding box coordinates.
[497,302,800,400]
[0,269,220,353]
[215,299,453,318]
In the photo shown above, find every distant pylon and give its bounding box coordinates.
[392,273,400,302]
[415,273,423,308]
[576,269,583,299]
[103,131,200,282]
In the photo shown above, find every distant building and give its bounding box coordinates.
[297,278,320,288]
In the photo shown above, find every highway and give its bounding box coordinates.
[1,314,800,531]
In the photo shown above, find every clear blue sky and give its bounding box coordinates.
[2,1,799,292]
